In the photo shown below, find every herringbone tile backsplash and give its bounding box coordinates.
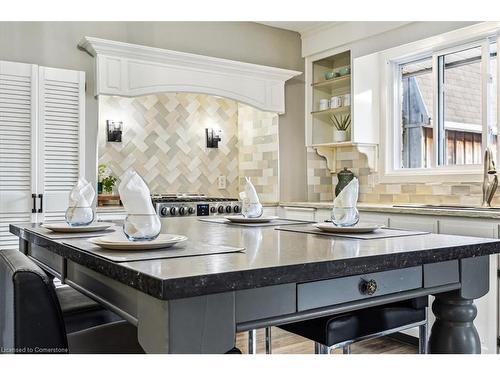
[98,93,279,201]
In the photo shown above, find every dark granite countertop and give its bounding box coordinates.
[10,218,500,300]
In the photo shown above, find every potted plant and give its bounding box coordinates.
[98,164,118,195]
[330,113,351,142]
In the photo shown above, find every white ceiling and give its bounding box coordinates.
[256,21,338,35]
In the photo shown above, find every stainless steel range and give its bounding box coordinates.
[152,194,241,218]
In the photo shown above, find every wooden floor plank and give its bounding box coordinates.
[235,327,417,354]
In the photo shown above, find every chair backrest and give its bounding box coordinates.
[0,250,68,354]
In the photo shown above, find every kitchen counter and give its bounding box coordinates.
[96,200,500,219]
[10,219,500,300]
[280,201,500,219]
[11,218,500,354]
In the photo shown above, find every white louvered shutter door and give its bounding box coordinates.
[0,61,37,249]
[38,67,85,222]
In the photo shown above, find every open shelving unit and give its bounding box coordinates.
[311,105,350,116]
[310,51,352,146]
[305,48,379,173]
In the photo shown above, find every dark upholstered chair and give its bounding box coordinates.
[249,297,428,354]
[0,250,144,354]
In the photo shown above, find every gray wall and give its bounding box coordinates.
[0,22,306,201]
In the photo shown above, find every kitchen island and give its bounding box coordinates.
[10,218,500,354]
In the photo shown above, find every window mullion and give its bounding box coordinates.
[432,54,444,167]
[497,35,500,169]
[481,39,490,158]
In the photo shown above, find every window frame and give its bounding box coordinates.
[379,23,500,183]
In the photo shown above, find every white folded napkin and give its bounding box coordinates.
[239,177,260,203]
[333,177,359,208]
[239,177,263,218]
[118,169,156,215]
[332,178,359,227]
[68,177,95,207]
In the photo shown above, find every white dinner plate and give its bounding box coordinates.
[224,215,279,224]
[313,223,383,234]
[42,222,114,233]
[89,234,188,250]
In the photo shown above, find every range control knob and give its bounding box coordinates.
[179,206,187,216]
[210,206,217,214]
[169,207,177,216]
[225,205,232,213]
[217,205,224,214]
[233,205,240,213]
[160,207,168,216]
[188,207,195,215]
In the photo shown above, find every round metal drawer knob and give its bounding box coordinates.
[360,279,378,295]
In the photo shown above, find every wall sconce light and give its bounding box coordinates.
[107,120,123,142]
[206,128,222,148]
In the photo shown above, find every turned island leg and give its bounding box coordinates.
[428,291,480,353]
[428,255,489,354]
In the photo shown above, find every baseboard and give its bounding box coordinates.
[388,332,419,347]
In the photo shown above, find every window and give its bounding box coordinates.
[400,57,433,168]
[396,40,497,170]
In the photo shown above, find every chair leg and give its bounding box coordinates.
[248,329,257,354]
[314,342,330,354]
[342,345,351,354]
[265,327,272,354]
[314,342,321,354]
[419,322,428,354]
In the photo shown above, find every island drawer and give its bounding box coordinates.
[297,266,422,311]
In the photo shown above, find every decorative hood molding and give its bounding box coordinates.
[78,37,302,113]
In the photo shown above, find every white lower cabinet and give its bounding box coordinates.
[262,207,278,217]
[96,209,127,222]
[280,206,316,221]
[437,217,498,238]
[315,208,330,223]
[358,212,389,226]
[388,214,438,233]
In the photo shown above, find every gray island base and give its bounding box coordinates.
[10,218,500,354]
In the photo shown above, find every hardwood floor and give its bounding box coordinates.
[235,327,417,354]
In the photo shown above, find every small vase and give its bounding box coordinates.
[334,130,348,142]
[242,202,263,218]
[65,206,94,226]
[331,207,359,227]
[97,182,103,194]
[123,214,161,241]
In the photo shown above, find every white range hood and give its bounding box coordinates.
[78,37,302,114]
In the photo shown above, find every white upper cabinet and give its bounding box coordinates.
[38,66,85,222]
[0,60,85,248]
[352,53,380,145]
[0,61,37,249]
